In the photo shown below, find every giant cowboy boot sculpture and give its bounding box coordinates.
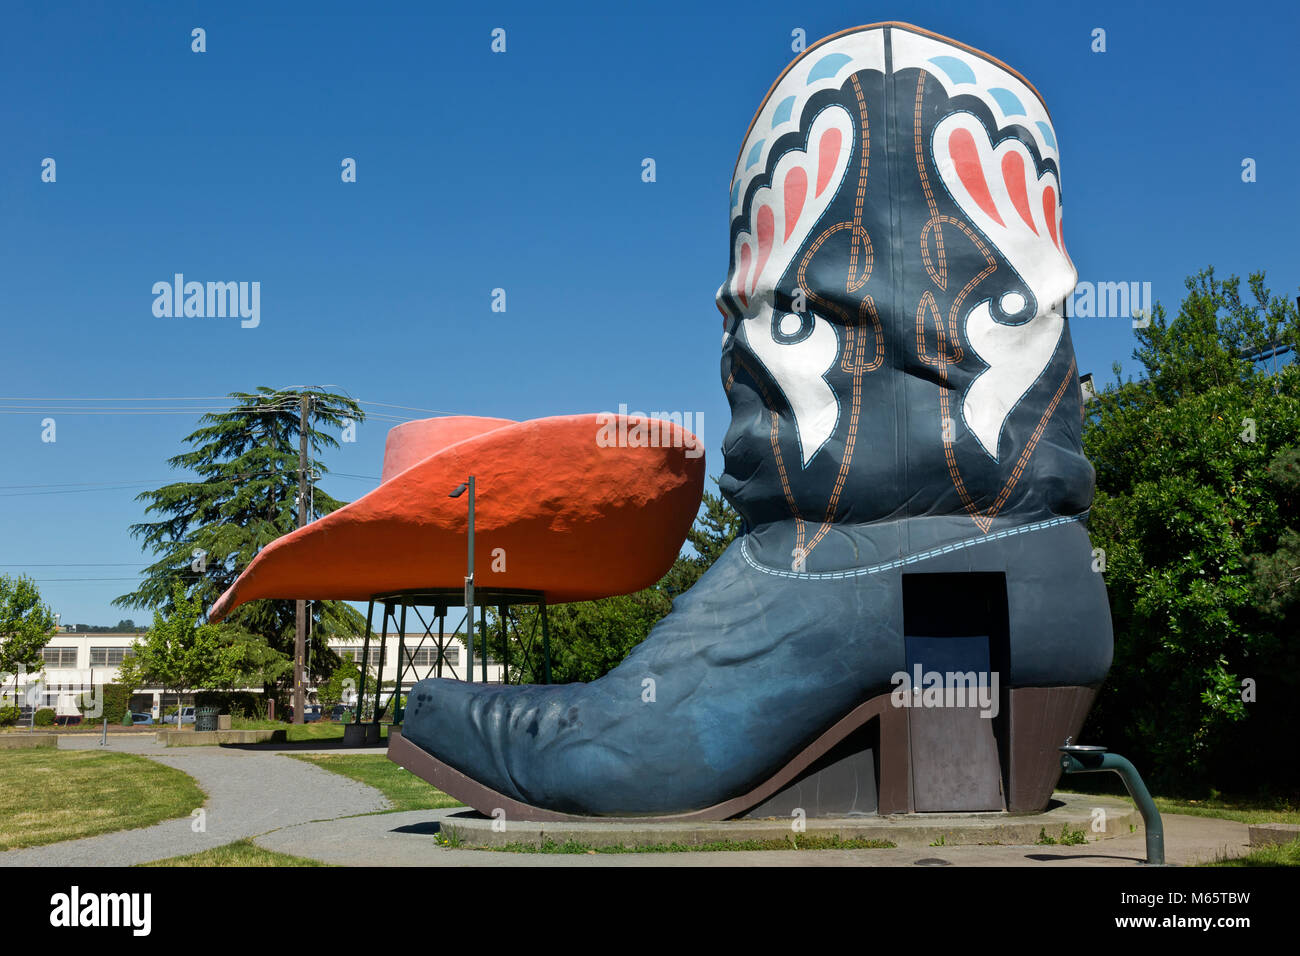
[395,22,1113,818]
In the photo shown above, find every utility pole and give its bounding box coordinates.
[293,393,310,725]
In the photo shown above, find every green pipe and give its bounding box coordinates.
[1059,745,1164,865]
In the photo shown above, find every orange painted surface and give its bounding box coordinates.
[208,414,705,620]
[380,416,516,482]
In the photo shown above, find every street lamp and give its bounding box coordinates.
[449,477,475,682]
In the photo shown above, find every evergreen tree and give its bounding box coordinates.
[660,484,743,598]
[114,387,367,692]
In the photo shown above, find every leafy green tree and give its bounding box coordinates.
[1247,447,1300,620]
[118,582,290,711]
[319,659,365,713]
[0,574,57,707]
[114,387,366,698]
[1083,267,1300,792]
[499,590,672,685]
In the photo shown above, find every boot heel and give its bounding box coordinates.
[1006,686,1097,812]
[737,692,913,818]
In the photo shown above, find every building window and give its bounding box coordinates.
[335,646,383,667]
[41,647,77,667]
[90,647,133,667]
[441,646,460,666]
[403,648,436,668]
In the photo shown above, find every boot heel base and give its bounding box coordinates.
[749,685,1100,817]
[1006,685,1097,812]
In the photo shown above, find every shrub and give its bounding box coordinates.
[0,705,21,726]
[194,690,263,718]
[96,684,131,725]
[33,707,56,726]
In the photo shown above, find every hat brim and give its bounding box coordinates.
[208,414,705,621]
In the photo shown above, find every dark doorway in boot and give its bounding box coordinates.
[902,572,1010,812]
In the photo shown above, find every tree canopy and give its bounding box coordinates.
[1083,267,1300,793]
[118,582,290,698]
[0,574,57,701]
[114,387,368,692]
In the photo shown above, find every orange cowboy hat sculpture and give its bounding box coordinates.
[208,413,705,620]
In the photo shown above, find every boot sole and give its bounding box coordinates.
[388,684,1096,821]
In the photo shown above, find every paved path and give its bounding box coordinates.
[0,736,388,866]
[1,736,1257,867]
[254,808,1251,867]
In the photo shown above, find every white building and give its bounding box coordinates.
[2,630,508,720]
[2,631,155,718]
[329,632,506,686]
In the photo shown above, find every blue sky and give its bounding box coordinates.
[2,0,1296,624]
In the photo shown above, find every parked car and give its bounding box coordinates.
[130,712,153,725]
[288,705,323,722]
[329,705,351,722]
[162,706,195,725]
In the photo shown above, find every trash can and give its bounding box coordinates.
[195,705,220,733]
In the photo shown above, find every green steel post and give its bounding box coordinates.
[465,476,475,683]
[373,602,389,725]
[395,603,407,723]
[500,604,508,684]
[356,600,373,725]
[437,609,445,678]
[541,599,552,685]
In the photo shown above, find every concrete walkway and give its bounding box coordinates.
[254,807,1252,867]
[0,735,388,866]
[1,736,1257,867]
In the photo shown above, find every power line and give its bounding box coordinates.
[0,479,172,490]
[0,394,467,419]
[354,399,462,415]
[0,485,159,498]
[0,396,238,402]
[25,577,144,582]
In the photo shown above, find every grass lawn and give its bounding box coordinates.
[0,750,206,851]
[290,753,462,812]
[1152,796,1300,826]
[440,834,896,853]
[1208,839,1300,867]
[141,838,330,867]
[1059,787,1300,826]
